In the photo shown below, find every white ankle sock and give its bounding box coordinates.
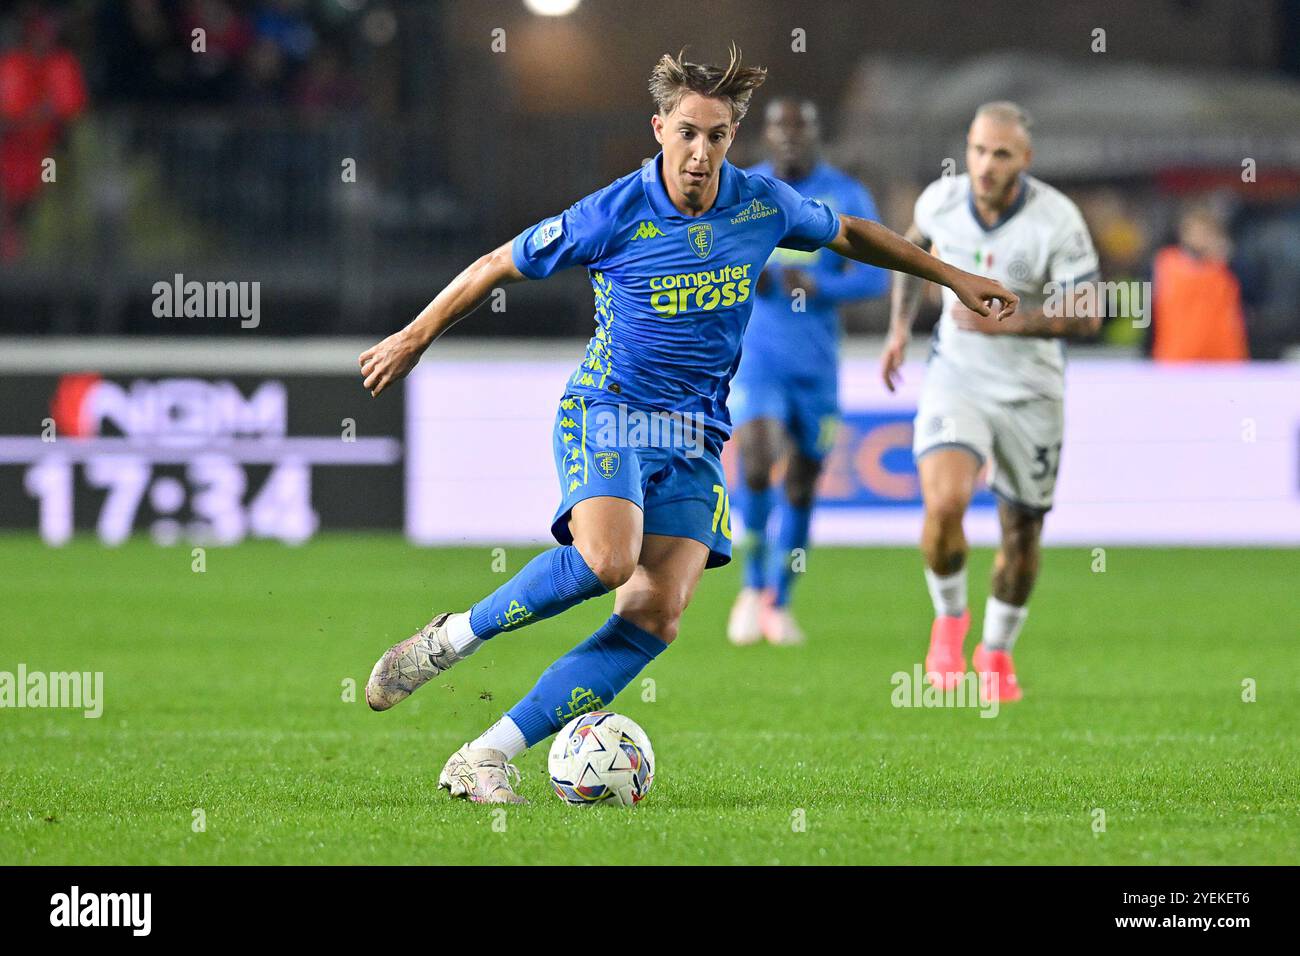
[982,596,1028,652]
[470,715,528,760]
[445,612,483,656]
[924,567,967,618]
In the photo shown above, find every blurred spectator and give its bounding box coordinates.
[1079,188,1153,346]
[96,0,177,102]
[95,0,360,113]
[242,36,287,105]
[1086,189,1150,278]
[180,0,253,103]
[1149,205,1249,362]
[293,45,360,118]
[0,6,87,261]
[1233,205,1300,360]
[253,0,316,64]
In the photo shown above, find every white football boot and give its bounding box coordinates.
[365,611,464,711]
[727,587,764,646]
[438,744,527,804]
[760,604,806,647]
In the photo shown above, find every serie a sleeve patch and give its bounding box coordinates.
[533,217,564,250]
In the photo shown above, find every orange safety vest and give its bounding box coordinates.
[1151,246,1249,361]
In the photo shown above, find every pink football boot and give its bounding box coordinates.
[924,610,970,690]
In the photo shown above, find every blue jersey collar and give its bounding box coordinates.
[968,174,1030,232]
[642,151,740,220]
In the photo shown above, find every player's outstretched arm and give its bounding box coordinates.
[827,214,1018,322]
[359,241,526,397]
[881,222,931,393]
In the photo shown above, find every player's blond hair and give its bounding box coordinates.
[975,101,1033,139]
[648,43,768,123]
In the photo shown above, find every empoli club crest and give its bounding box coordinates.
[556,686,605,723]
[595,450,621,479]
[503,599,532,629]
[687,222,713,259]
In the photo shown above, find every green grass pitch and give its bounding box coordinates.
[1,534,1296,865]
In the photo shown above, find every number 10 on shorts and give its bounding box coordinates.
[711,484,732,540]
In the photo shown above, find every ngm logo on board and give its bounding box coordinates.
[48,373,287,443]
[50,886,151,936]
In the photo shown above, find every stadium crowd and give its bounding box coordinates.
[93,0,364,111]
[2,0,1299,356]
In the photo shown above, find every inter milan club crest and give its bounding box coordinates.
[687,222,713,259]
[595,451,621,479]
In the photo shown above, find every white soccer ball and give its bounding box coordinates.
[548,711,655,806]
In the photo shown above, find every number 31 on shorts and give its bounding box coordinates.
[711,484,732,540]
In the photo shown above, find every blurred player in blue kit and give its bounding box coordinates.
[727,98,888,647]
[357,47,1016,803]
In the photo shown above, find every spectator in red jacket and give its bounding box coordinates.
[0,9,87,260]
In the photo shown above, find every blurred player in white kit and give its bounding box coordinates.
[881,102,1101,702]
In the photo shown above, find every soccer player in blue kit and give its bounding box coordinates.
[727,97,889,647]
[358,47,1017,803]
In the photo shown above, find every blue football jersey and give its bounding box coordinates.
[511,152,840,436]
[740,161,888,383]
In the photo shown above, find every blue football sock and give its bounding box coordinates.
[739,485,773,590]
[767,501,813,608]
[506,615,668,747]
[467,545,607,639]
